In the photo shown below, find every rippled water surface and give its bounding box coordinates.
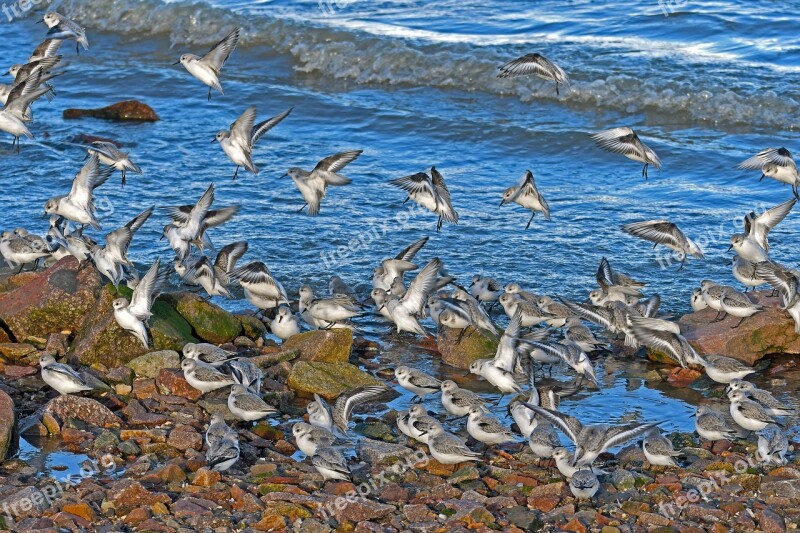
[1,0,799,452]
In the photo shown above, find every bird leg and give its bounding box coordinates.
[121,170,127,187]
[233,166,240,180]
[297,203,308,213]
[642,163,649,180]
[526,211,535,230]
[494,394,505,406]
[731,317,747,329]
[207,87,212,101]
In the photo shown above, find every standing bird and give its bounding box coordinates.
[497,53,570,95]
[642,429,681,467]
[87,141,142,187]
[694,405,738,443]
[112,259,170,347]
[726,379,795,417]
[205,414,240,472]
[227,384,278,421]
[500,170,551,229]
[728,390,778,432]
[41,12,88,54]
[39,354,93,395]
[427,425,481,464]
[311,447,351,481]
[466,406,517,446]
[756,424,789,466]
[181,359,236,394]
[215,106,292,179]
[738,147,799,199]
[621,220,704,270]
[395,366,442,402]
[267,305,301,341]
[569,469,600,502]
[284,150,362,215]
[591,127,661,179]
[176,28,240,100]
[389,167,458,231]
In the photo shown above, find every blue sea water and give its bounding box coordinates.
[1,0,798,446]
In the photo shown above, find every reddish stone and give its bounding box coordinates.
[61,502,96,522]
[157,369,202,401]
[167,425,203,451]
[666,367,702,388]
[123,507,151,526]
[193,467,221,487]
[562,517,588,533]
[108,480,171,516]
[63,100,160,122]
[3,365,38,378]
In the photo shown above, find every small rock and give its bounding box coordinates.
[437,326,499,369]
[167,425,203,451]
[157,368,202,401]
[43,394,122,429]
[127,350,180,378]
[612,469,636,491]
[193,467,221,487]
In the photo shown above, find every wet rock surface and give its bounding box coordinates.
[63,100,160,122]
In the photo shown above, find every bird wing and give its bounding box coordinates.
[750,198,796,251]
[431,167,458,223]
[332,385,389,433]
[200,28,241,73]
[522,403,583,445]
[394,236,429,262]
[390,172,434,197]
[604,422,660,450]
[401,258,443,314]
[215,241,248,273]
[621,220,684,248]
[312,150,362,184]
[30,38,62,61]
[497,53,563,82]
[591,127,640,158]
[69,155,113,206]
[230,106,257,148]
[129,258,169,318]
[251,107,292,146]
[738,147,796,170]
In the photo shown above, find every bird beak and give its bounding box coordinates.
[280,173,288,178]
[499,199,505,206]
[172,60,181,65]
[689,412,696,417]
[210,138,217,143]
[40,212,48,219]
[36,20,43,24]
[726,244,733,252]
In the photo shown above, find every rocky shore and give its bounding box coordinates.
[0,259,798,531]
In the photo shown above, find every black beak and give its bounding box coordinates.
[499,199,505,206]
[172,60,181,65]
[36,20,43,24]
[726,244,733,252]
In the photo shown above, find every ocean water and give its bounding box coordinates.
[1,0,799,444]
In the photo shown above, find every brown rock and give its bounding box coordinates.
[0,390,16,461]
[167,425,203,451]
[666,367,703,388]
[141,463,186,484]
[63,100,160,122]
[437,326,500,369]
[123,507,151,526]
[0,342,37,360]
[45,333,69,356]
[679,291,800,364]
[0,487,48,519]
[3,364,37,378]
[192,467,221,487]
[61,502,96,522]
[157,368,202,401]
[562,517,588,533]
[108,480,171,516]
[757,507,786,533]
[43,394,122,429]
[283,329,354,363]
[0,257,103,340]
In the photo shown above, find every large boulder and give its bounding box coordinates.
[283,329,353,363]
[165,293,242,345]
[436,326,500,369]
[0,390,17,461]
[0,257,103,340]
[679,291,800,365]
[42,395,122,432]
[72,285,198,368]
[126,350,180,379]
[287,361,381,400]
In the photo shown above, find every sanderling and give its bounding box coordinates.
[592,127,661,179]
[87,141,141,187]
[427,425,481,464]
[528,420,561,459]
[176,28,240,100]
[230,261,289,312]
[395,366,442,402]
[523,403,660,466]
[693,405,737,442]
[552,448,607,478]
[566,300,636,347]
[564,317,607,352]
[729,198,796,263]
[39,354,92,395]
[161,184,225,260]
[621,220,704,269]
[371,288,395,322]
[331,385,388,436]
[440,380,486,417]
[307,394,334,431]
[504,282,540,301]
[44,156,112,229]
[215,106,292,179]
[694,353,755,384]
[628,315,694,368]
[497,53,569,95]
[500,170,551,229]
[596,257,645,301]
[205,414,239,472]
[0,70,52,150]
[469,359,522,402]
[396,409,414,439]
[537,295,572,328]
[183,256,235,298]
[499,293,546,327]
[738,147,799,199]
[389,167,458,232]
[329,275,356,297]
[466,405,517,446]
[690,288,708,311]
[299,285,364,328]
[384,258,443,335]
[183,343,237,367]
[718,287,763,328]
[755,424,789,466]
[284,150,362,216]
[492,308,524,373]
[112,259,170,347]
[29,38,62,63]
[527,340,600,388]
[389,277,407,297]
[228,384,278,421]
[372,236,428,290]
[311,446,351,481]
[226,358,263,394]
[181,358,236,394]
[92,207,153,287]
[0,231,50,272]
[292,422,336,457]
[470,275,503,304]
[452,287,498,334]
[407,404,443,444]
[726,379,794,417]
[728,390,778,432]
[42,12,88,54]
[569,469,600,502]
[755,261,799,309]
[642,428,681,467]
[510,373,540,437]
[700,280,732,320]
[268,305,301,340]
[732,256,767,292]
